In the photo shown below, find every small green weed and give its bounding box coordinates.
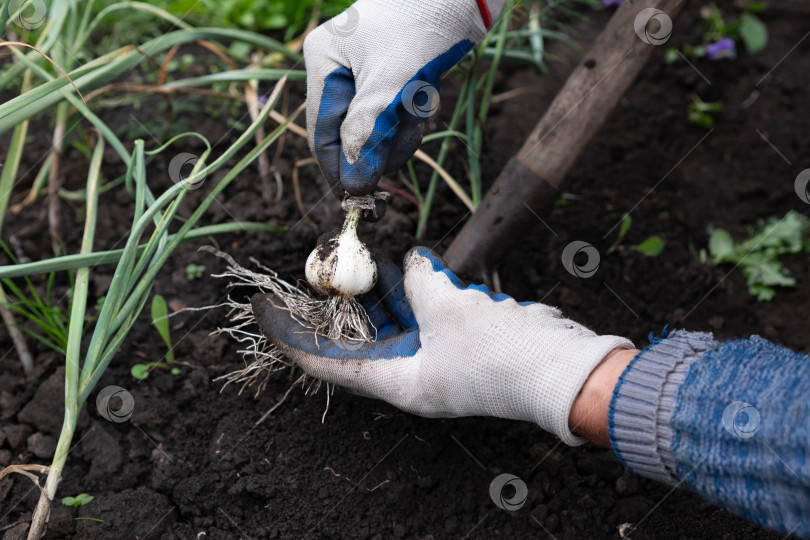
[131,294,180,379]
[687,94,723,130]
[607,214,666,257]
[701,211,810,301]
[635,236,666,258]
[0,242,70,354]
[61,493,94,508]
[185,264,206,281]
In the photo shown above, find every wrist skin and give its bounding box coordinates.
[569,348,639,447]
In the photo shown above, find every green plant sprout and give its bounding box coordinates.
[74,515,104,523]
[131,362,180,379]
[687,94,723,130]
[185,263,206,281]
[701,211,810,301]
[131,294,180,379]
[61,493,94,508]
[635,236,665,258]
[606,214,666,257]
[152,295,174,363]
[607,213,634,254]
[63,493,105,522]
[554,197,570,207]
[0,244,70,354]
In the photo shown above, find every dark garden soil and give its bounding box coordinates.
[2,1,809,538]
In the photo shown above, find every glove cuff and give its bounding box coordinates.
[475,304,633,446]
[545,334,635,446]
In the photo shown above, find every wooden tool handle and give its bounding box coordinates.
[444,0,687,281]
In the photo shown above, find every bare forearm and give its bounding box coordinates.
[569,347,637,447]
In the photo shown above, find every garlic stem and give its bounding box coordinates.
[342,205,361,235]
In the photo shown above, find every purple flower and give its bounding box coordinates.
[602,0,622,6]
[258,95,268,105]
[707,38,736,60]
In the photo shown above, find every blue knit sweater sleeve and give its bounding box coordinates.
[609,330,810,538]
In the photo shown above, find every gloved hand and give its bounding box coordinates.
[304,0,504,200]
[251,247,633,445]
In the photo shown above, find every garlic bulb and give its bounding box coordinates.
[305,206,377,297]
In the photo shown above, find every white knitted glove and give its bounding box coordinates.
[304,0,504,197]
[252,247,633,445]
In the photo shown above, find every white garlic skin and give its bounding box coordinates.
[305,225,377,297]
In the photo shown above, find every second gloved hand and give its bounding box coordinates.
[252,247,633,445]
[304,0,504,198]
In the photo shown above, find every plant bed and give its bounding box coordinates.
[1,1,809,538]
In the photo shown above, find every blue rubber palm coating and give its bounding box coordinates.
[313,40,474,195]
